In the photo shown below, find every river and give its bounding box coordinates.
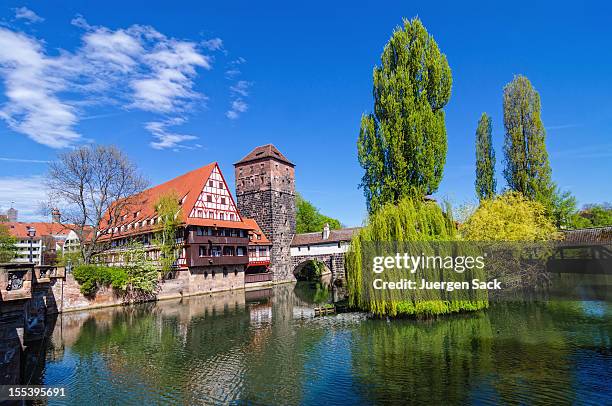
[13,282,612,405]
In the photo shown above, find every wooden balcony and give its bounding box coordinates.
[188,255,249,267]
[187,231,249,246]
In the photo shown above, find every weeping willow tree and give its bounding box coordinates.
[346,197,488,317]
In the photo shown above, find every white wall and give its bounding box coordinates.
[290,241,350,257]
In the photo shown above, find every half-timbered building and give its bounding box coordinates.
[97,162,272,288]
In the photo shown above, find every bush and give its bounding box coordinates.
[73,265,129,296]
[460,191,559,241]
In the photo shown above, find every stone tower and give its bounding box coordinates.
[234,144,296,282]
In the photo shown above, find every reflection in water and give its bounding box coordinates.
[3,284,611,405]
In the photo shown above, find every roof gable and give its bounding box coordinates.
[235,144,294,166]
[189,164,242,223]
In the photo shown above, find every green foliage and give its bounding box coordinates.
[569,203,612,228]
[55,250,83,267]
[0,222,17,263]
[295,193,341,233]
[295,260,327,281]
[475,113,496,200]
[461,191,559,241]
[502,75,555,211]
[551,188,578,229]
[73,265,129,296]
[152,191,181,275]
[346,197,487,317]
[119,241,158,294]
[358,17,452,213]
[74,241,157,297]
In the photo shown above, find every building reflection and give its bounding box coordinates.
[2,283,330,404]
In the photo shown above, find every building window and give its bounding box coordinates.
[209,211,214,219]
[221,197,226,204]
[197,209,203,217]
[209,180,213,187]
[237,247,245,256]
[199,246,206,257]
[207,195,212,202]
[230,214,235,221]
[220,213,224,220]
[219,183,224,189]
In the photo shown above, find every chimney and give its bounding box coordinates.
[322,223,330,240]
[51,208,61,223]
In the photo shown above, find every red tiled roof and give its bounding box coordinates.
[243,218,271,245]
[5,222,76,239]
[562,227,612,244]
[101,162,216,228]
[291,227,360,246]
[98,162,253,240]
[235,144,294,167]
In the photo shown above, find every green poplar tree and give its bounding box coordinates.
[358,17,452,213]
[502,75,554,209]
[475,113,496,200]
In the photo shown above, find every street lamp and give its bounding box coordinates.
[27,226,36,264]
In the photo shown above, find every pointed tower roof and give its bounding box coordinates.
[234,144,294,167]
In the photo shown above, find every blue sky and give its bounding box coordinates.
[0,1,610,225]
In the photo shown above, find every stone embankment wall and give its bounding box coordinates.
[49,268,245,313]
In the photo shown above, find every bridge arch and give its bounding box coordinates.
[290,253,346,282]
[293,258,331,281]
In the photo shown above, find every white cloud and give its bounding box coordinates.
[146,119,197,150]
[14,7,44,24]
[0,175,48,221]
[0,157,50,164]
[226,98,248,120]
[0,17,214,150]
[201,38,223,51]
[131,40,211,112]
[230,80,251,97]
[0,28,80,148]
